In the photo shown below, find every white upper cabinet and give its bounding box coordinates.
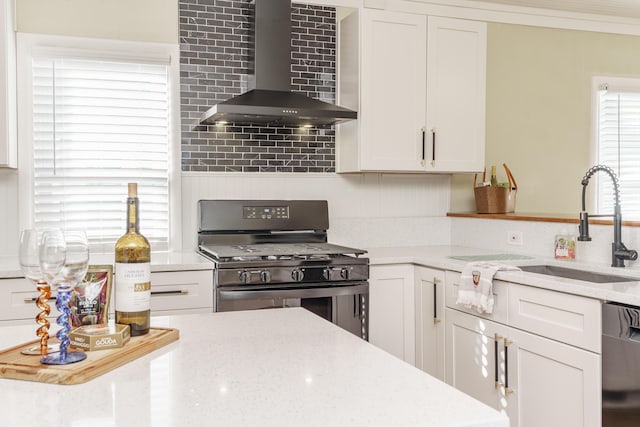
[425,16,486,172]
[0,0,15,168]
[337,9,427,172]
[336,9,486,173]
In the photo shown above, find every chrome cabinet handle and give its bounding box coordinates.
[151,290,189,297]
[26,289,189,302]
[25,296,57,303]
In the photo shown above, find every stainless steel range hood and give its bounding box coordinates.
[199,0,356,128]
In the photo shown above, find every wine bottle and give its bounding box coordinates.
[490,165,498,186]
[115,183,151,336]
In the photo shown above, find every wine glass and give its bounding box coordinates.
[41,230,90,365]
[19,229,57,355]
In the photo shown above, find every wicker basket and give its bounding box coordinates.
[473,163,518,214]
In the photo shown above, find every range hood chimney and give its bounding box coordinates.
[199,0,356,128]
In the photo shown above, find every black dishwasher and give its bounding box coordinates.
[603,302,640,426]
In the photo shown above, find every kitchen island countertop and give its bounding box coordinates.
[0,308,508,427]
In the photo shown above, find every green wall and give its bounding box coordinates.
[15,0,178,43]
[450,23,640,215]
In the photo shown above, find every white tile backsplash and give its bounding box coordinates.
[4,165,637,268]
[181,172,452,250]
[450,216,640,271]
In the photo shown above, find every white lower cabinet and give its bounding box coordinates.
[369,264,446,378]
[149,269,213,316]
[0,277,49,325]
[445,275,601,427]
[0,269,214,324]
[415,266,445,379]
[369,264,415,364]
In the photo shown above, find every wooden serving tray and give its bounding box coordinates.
[0,327,179,385]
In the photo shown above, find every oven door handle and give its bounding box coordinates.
[218,283,369,301]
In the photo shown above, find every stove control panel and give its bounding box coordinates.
[243,206,290,220]
[219,264,369,287]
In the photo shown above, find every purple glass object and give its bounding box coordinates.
[41,285,86,365]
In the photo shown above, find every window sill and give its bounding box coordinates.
[446,211,640,227]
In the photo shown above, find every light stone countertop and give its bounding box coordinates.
[366,245,640,306]
[0,308,508,427]
[0,250,214,279]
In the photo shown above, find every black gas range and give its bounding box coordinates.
[197,200,369,339]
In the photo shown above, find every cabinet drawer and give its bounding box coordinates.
[150,270,213,313]
[445,270,509,324]
[0,278,58,323]
[508,284,601,353]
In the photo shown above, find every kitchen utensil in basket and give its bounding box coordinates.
[473,163,518,214]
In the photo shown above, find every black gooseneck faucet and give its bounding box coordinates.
[578,165,638,267]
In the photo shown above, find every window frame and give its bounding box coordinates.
[17,33,182,252]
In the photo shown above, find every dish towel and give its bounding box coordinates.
[456,262,521,314]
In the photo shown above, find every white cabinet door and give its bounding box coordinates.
[360,9,427,171]
[0,0,15,168]
[415,266,445,379]
[446,307,601,427]
[425,16,486,173]
[506,324,601,427]
[337,9,427,172]
[369,264,415,364]
[445,307,504,410]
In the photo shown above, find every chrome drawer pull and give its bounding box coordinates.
[151,290,189,296]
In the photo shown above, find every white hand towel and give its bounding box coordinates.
[456,262,521,314]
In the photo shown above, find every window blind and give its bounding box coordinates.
[597,87,640,219]
[32,57,170,252]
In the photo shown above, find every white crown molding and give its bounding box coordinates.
[299,0,640,35]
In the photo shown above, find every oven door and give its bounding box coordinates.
[217,282,369,340]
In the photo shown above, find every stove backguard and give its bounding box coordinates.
[198,200,329,234]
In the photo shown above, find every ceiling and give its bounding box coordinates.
[465,0,640,20]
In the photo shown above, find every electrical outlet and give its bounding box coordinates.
[507,231,523,246]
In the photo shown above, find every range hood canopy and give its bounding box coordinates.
[199,0,356,128]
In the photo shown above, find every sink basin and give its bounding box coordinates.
[520,265,636,283]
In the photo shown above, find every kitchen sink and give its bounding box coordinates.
[520,265,637,283]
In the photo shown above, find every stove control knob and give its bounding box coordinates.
[340,267,351,280]
[260,270,272,283]
[291,269,305,282]
[322,268,331,281]
[238,270,251,284]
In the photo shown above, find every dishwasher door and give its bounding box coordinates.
[603,302,640,426]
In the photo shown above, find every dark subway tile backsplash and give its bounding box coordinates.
[179,0,337,172]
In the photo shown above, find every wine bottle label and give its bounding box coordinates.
[115,262,151,312]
